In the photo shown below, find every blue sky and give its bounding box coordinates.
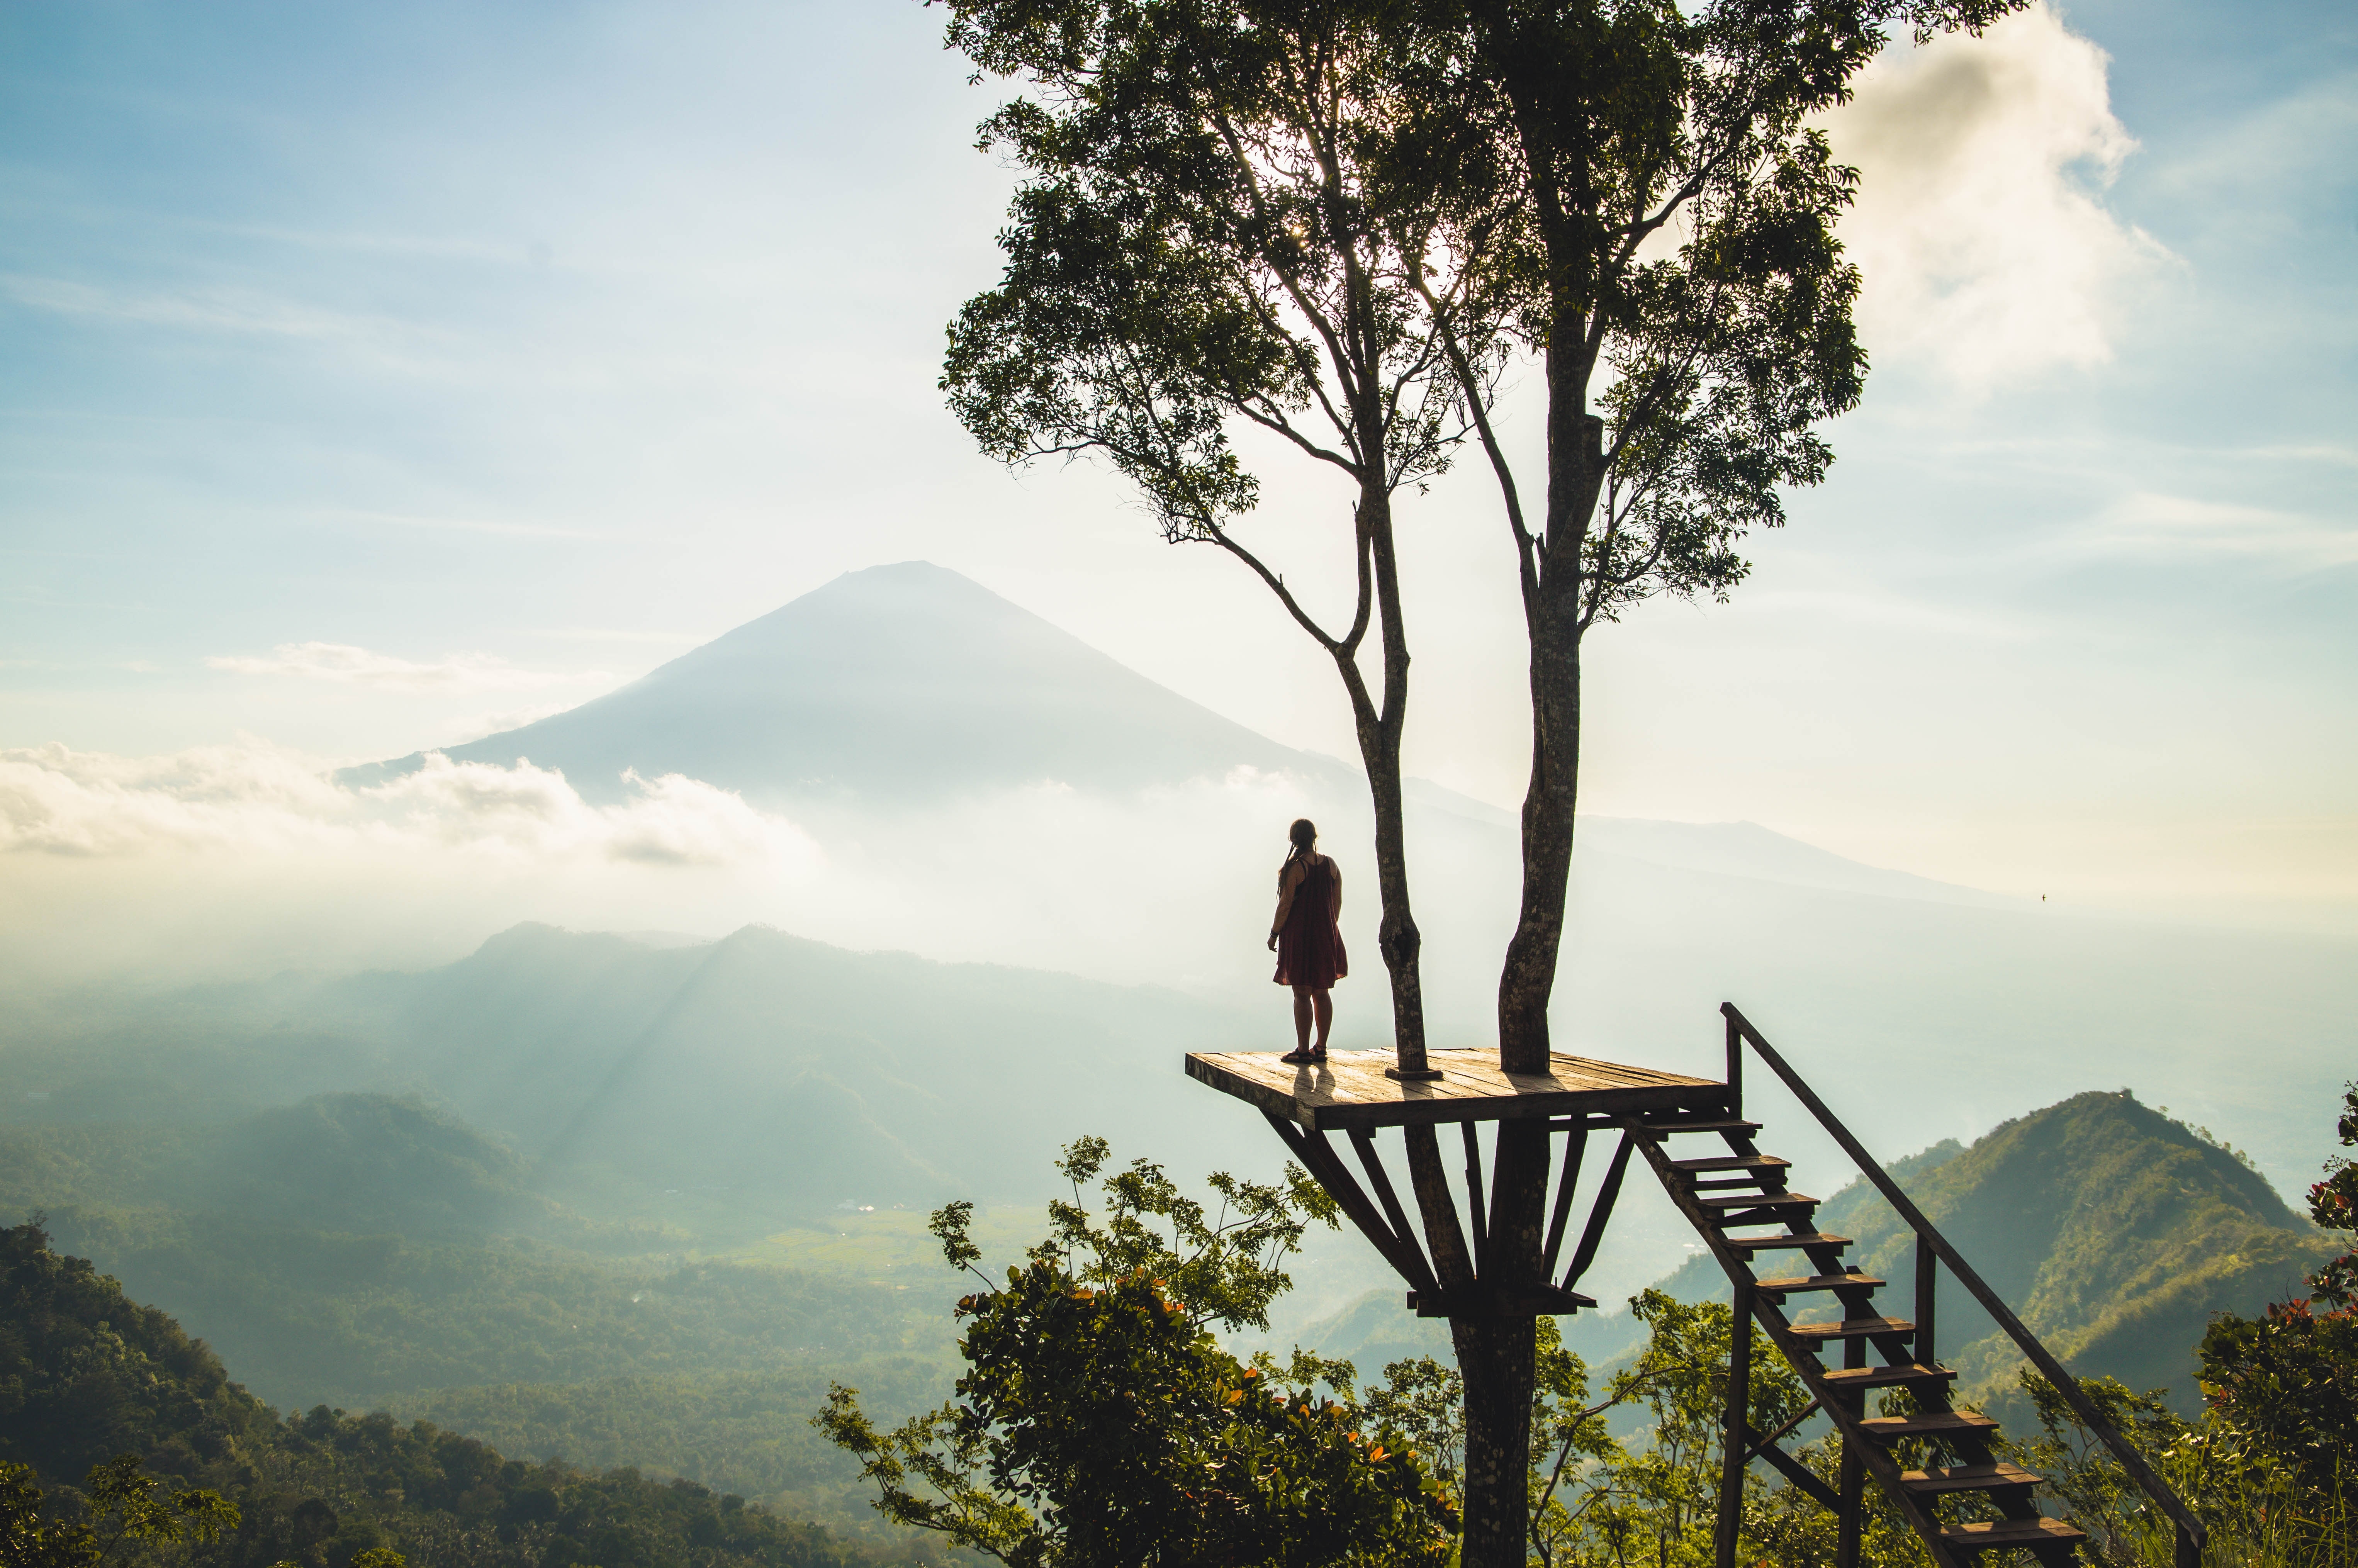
[2,0,2353,932]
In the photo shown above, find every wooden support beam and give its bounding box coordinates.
[1461,1122,1489,1276]
[1346,1126,1438,1295]
[1490,1118,1535,1286]
[1406,1283,1596,1319]
[1562,1130,1635,1291]
[1718,1281,1752,1568]
[1754,1428,1841,1512]
[1541,1124,1589,1279]
[1262,1113,1424,1292]
[1743,1399,1820,1463]
[1837,1429,1864,1568]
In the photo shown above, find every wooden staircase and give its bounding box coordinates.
[1642,1007,2206,1568]
[1633,1110,2085,1566]
[1179,1016,2204,1568]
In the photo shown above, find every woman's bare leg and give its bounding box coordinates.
[1312,989,1333,1050]
[1292,986,1314,1051]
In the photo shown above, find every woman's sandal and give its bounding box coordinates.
[1280,1047,1314,1064]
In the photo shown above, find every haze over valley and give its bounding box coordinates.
[11,563,2349,1193]
[6,563,2350,1510]
[4,3,2352,1561]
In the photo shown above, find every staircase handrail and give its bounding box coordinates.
[1719,1002,2206,1561]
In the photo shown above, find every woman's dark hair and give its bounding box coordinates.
[1286,818,1317,862]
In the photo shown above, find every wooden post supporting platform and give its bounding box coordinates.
[1837,1423,1864,1568]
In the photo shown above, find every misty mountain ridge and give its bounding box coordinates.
[342,559,2013,914]
[342,560,1340,804]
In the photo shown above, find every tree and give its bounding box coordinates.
[1388,1,2018,1551]
[934,12,1528,1544]
[939,0,1506,1081]
[2008,1369,2355,1566]
[1524,1291,1837,1567]
[2197,1081,2358,1506]
[0,1455,238,1568]
[2300,1079,2358,1309]
[935,1,2024,1561]
[815,1139,1458,1566]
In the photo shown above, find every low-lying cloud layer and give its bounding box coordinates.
[0,741,1352,994]
[0,742,790,865]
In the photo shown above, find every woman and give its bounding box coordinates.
[1268,818,1346,1064]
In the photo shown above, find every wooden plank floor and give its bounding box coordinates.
[1185,1048,1726,1131]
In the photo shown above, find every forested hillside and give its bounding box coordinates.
[0,1220,910,1568]
[1833,1091,2338,1411]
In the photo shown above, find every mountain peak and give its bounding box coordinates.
[343,563,1335,803]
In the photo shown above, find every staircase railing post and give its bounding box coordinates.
[1717,1281,1752,1568]
[1915,1232,1937,1368]
[2175,1522,2200,1568]
[1724,1008,1743,1120]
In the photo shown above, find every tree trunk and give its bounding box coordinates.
[1497,609,1580,1074]
[1497,377,1603,1074]
[1361,746,1430,1072]
[1455,1314,1538,1568]
[1343,482,1433,1077]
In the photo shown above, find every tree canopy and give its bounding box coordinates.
[818,1139,1458,1566]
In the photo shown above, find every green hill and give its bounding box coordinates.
[1835,1091,2336,1412]
[1647,1093,2335,1415]
[0,1218,905,1568]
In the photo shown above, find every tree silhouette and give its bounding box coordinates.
[934,2,2022,1561]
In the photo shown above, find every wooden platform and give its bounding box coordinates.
[1185,1047,1727,1131]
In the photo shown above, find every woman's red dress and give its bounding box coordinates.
[1273,856,1347,990]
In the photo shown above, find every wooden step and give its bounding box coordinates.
[1671,1154,1791,1174]
[1755,1272,1883,1296]
[1821,1363,1956,1392]
[1903,1462,2043,1497]
[1720,1231,1852,1254]
[1857,1410,1999,1441]
[1696,1191,1818,1213]
[1690,1175,1781,1192]
[1938,1518,2086,1552]
[1784,1316,1914,1345]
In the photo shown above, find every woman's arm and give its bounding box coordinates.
[1269,860,1305,947]
[1328,857,1341,920]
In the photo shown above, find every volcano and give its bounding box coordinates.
[342,561,1340,803]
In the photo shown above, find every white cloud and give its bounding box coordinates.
[2080,492,2358,570]
[0,272,420,344]
[1826,3,2170,387]
[206,641,606,694]
[0,741,807,868]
